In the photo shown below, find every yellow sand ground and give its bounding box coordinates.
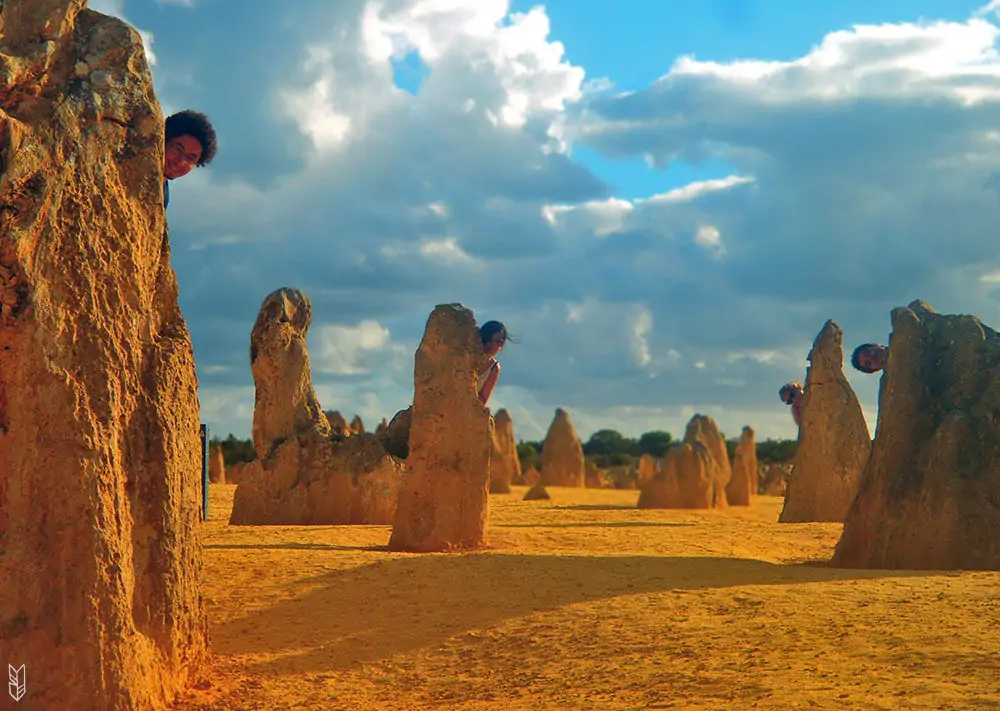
[170,485,1000,711]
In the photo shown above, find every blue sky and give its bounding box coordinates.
[93,0,1000,444]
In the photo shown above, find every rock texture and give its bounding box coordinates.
[523,465,541,486]
[834,300,1000,569]
[523,482,551,500]
[490,408,520,494]
[380,406,411,460]
[0,3,207,707]
[638,415,730,509]
[389,304,493,552]
[350,414,365,435]
[230,288,403,525]
[726,427,757,506]
[780,320,871,524]
[637,454,657,487]
[609,466,636,489]
[209,444,226,484]
[760,462,791,496]
[228,461,247,486]
[324,410,350,437]
[540,408,585,487]
[585,460,603,488]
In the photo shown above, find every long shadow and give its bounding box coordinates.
[495,521,696,529]
[553,504,636,511]
[210,553,930,676]
[204,543,383,552]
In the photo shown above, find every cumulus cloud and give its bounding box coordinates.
[311,320,411,377]
[88,1,1000,444]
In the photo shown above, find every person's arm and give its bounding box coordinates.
[478,361,500,405]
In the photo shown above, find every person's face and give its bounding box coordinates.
[781,389,800,406]
[164,134,203,180]
[484,332,505,357]
[858,345,888,372]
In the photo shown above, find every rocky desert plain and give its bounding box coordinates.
[1,2,998,710]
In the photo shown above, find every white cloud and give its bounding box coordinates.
[312,320,407,376]
[694,224,724,258]
[641,175,754,205]
[629,308,653,367]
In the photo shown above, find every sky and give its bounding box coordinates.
[90,0,1000,445]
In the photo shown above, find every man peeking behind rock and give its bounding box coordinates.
[163,109,217,208]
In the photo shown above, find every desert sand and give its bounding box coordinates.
[170,486,1000,711]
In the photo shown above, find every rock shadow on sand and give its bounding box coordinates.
[495,521,697,529]
[210,553,928,677]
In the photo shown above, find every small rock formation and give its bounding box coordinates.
[523,465,542,486]
[490,408,520,494]
[230,288,403,525]
[726,426,757,506]
[350,414,365,435]
[209,444,226,484]
[540,408,585,487]
[389,304,493,552]
[834,300,1000,569]
[523,482,551,500]
[760,462,791,496]
[780,320,871,524]
[380,406,411,459]
[608,466,635,489]
[325,410,351,437]
[637,454,657,487]
[638,414,730,508]
[228,461,247,485]
[0,3,207,706]
[585,460,604,488]
[374,417,389,435]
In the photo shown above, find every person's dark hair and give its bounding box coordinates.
[851,343,880,373]
[480,320,518,347]
[778,381,803,404]
[165,110,217,166]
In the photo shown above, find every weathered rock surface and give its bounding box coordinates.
[780,320,871,523]
[585,460,603,488]
[490,408,520,494]
[380,406,411,459]
[608,466,636,489]
[540,408,585,487]
[523,465,541,486]
[389,304,493,552]
[374,417,388,435]
[726,427,757,506]
[523,482,551,500]
[638,443,699,508]
[231,434,402,525]
[760,462,791,496]
[637,454,657,487]
[350,414,365,435]
[324,410,350,437]
[228,460,247,486]
[230,288,402,525]
[638,415,730,508]
[209,444,226,484]
[834,300,1000,569]
[0,3,207,707]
